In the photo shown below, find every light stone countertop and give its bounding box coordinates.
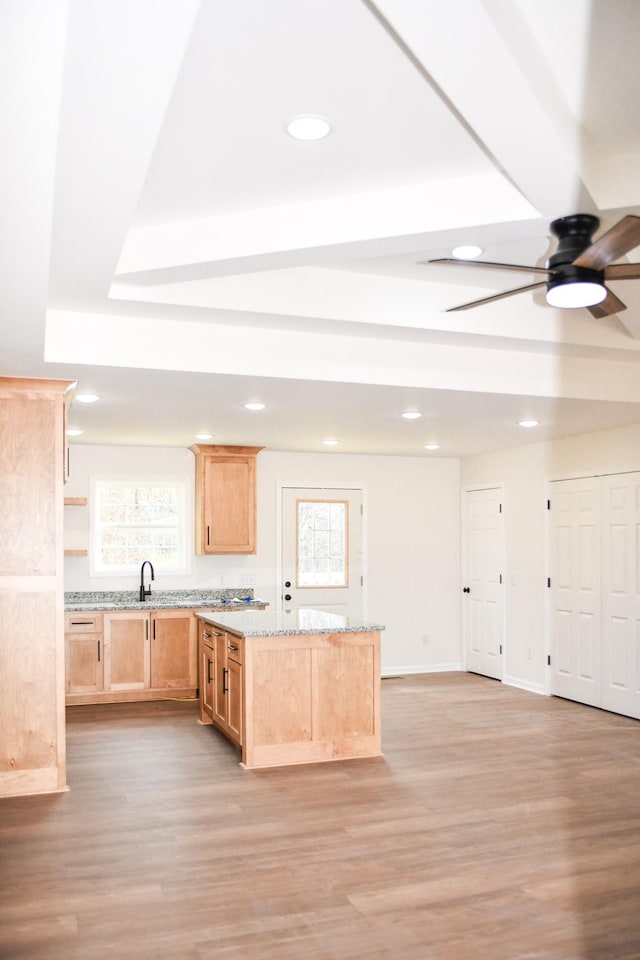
[65,589,267,612]
[195,607,385,637]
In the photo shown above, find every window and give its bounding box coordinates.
[90,478,189,575]
[296,499,348,587]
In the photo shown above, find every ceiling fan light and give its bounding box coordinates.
[546,280,606,308]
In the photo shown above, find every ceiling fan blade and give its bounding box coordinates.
[604,262,640,280]
[587,287,627,319]
[427,257,552,276]
[574,215,640,270]
[445,280,548,312]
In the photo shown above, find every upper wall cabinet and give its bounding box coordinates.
[190,445,263,555]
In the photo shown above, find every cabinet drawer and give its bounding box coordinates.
[65,613,104,633]
[227,637,242,664]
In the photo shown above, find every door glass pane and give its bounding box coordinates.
[296,500,348,587]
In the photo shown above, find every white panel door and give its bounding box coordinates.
[601,472,640,720]
[549,477,601,707]
[464,487,504,680]
[281,487,363,616]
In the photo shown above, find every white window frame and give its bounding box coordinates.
[89,476,191,577]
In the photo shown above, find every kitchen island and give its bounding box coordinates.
[196,608,384,769]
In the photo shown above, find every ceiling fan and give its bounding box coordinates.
[428,213,640,316]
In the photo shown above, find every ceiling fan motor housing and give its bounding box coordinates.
[546,214,605,299]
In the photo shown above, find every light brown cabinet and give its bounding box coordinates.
[0,376,75,798]
[190,444,262,554]
[65,608,197,704]
[198,621,243,746]
[64,613,104,695]
[197,615,382,769]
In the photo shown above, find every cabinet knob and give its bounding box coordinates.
[284,594,292,601]
[284,581,291,588]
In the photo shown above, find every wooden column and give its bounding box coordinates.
[0,377,75,797]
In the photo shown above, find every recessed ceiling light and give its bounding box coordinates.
[75,393,99,403]
[451,245,483,260]
[518,419,539,428]
[402,411,422,420]
[244,402,266,411]
[424,443,440,450]
[286,115,331,141]
[195,433,213,441]
[322,439,339,446]
[66,428,83,437]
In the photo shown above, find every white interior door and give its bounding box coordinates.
[281,487,363,616]
[463,487,504,680]
[549,477,601,708]
[601,472,640,719]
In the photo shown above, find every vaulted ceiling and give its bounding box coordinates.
[4,0,640,456]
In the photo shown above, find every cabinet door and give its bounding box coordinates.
[226,657,243,745]
[65,634,104,694]
[203,456,256,553]
[200,641,215,721]
[104,613,150,691]
[213,631,228,728]
[150,610,196,689]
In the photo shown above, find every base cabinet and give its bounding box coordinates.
[197,620,382,768]
[65,608,197,704]
[198,621,243,746]
[65,613,104,695]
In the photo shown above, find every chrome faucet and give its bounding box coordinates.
[139,560,154,602]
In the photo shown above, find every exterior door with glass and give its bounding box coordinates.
[281,487,363,616]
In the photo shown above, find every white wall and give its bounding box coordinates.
[460,421,640,693]
[64,444,461,675]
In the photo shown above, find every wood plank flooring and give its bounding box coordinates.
[1,673,640,959]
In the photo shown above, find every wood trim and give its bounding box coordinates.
[189,444,264,457]
[64,497,87,506]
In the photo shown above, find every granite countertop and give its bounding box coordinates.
[64,589,268,612]
[195,607,385,637]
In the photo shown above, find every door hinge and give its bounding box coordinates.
[360,503,363,515]
[499,503,502,513]
[547,654,551,666]
[547,577,551,588]
[499,644,503,655]
[547,499,551,510]
[499,573,503,584]
[360,575,364,586]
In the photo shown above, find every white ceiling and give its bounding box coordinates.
[4,0,640,457]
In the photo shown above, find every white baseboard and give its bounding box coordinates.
[502,674,546,696]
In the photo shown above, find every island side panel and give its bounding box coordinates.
[243,630,381,769]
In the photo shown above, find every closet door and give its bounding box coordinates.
[549,477,601,708]
[601,473,640,720]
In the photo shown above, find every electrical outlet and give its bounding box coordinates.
[241,573,256,587]
[210,573,224,587]
[422,635,429,646]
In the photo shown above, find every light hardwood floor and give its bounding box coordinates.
[1,673,640,959]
